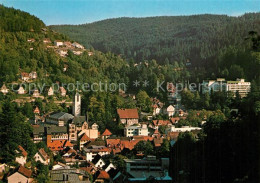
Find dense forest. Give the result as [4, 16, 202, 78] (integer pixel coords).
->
[50, 14, 260, 67]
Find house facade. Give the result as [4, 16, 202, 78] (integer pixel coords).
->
[117, 109, 139, 126]
[124, 124, 148, 137]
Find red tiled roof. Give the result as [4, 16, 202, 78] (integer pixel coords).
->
[153, 120, 171, 126]
[106, 139, 121, 147]
[170, 117, 187, 124]
[21, 72, 29, 77]
[18, 166, 32, 178]
[154, 129, 160, 134]
[47, 140, 65, 151]
[152, 104, 158, 108]
[64, 140, 73, 147]
[112, 148, 121, 154]
[18, 145, 28, 157]
[97, 170, 110, 180]
[117, 109, 139, 119]
[102, 129, 112, 136]
[80, 134, 91, 141]
[167, 132, 180, 140]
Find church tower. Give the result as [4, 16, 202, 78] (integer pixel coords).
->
[73, 92, 81, 116]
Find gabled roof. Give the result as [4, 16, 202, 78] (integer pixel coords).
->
[38, 148, 49, 160]
[154, 129, 160, 134]
[102, 129, 112, 136]
[64, 140, 73, 147]
[96, 170, 110, 180]
[80, 134, 91, 141]
[153, 120, 172, 126]
[49, 112, 74, 120]
[1, 84, 7, 90]
[92, 154, 102, 165]
[167, 105, 175, 111]
[46, 126, 67, 134]
[59, 86, 66, 93]
[18, 166, 32, 178]
[18, 145, 28, 157]
[117, 109, 139, 119]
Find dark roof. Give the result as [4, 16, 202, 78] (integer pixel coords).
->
[85, 140, 106, 148]
[92, 154, 102, 165]
[50, 168, 90, 182]
[107, 168, 121, 179]
[72, 116, 86, 125]
[49, 112, 74, 121]
[46, 126, 67, 134]
[33, 126, 45, 135]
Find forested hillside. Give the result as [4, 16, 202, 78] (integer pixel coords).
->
[50, 13, 260, 66]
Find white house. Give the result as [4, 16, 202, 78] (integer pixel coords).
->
[34, 148, 50, 165]
[17, 86, 25, 95]
[152, 104, 161, 116]
[0, 163, 7, 173]
[85, 145, 110, 161]
[48, 87, 54, 96]
[54, 40, 63, 47]
[92, 154, 106, 169]
[166, 125, 201, 133]
[15, 146, 27, 166]
[59, 87, 66, 97]
[166, 105, 175, 117]
[7, 166, 32, 183]
[103, 162, 115, 172]
[0, 84, 9, 94]
[52, 162, 68, 170]
[29, 71, 37, 79]
[72, 42, 84, 49]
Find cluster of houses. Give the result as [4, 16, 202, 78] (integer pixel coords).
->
[15, 92, 199, 182]
[27, 36, 92, 57]
[1, 90, 203, 182]
[1, 82, 67, 97]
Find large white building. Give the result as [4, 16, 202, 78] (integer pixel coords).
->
[124, 124, 148, 137]
[166, 125, 201, 133]
[226, 79, 251, 97]
[202, 78, 250, 97]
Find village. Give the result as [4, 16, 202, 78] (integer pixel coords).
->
[0, 67, 252, 183]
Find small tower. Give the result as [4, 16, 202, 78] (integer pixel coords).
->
[73, 92, 81, 117]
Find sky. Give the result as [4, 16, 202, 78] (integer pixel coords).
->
[0, 0, 259, 25]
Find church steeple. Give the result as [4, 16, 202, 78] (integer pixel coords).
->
[73, 92, 81, 116]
